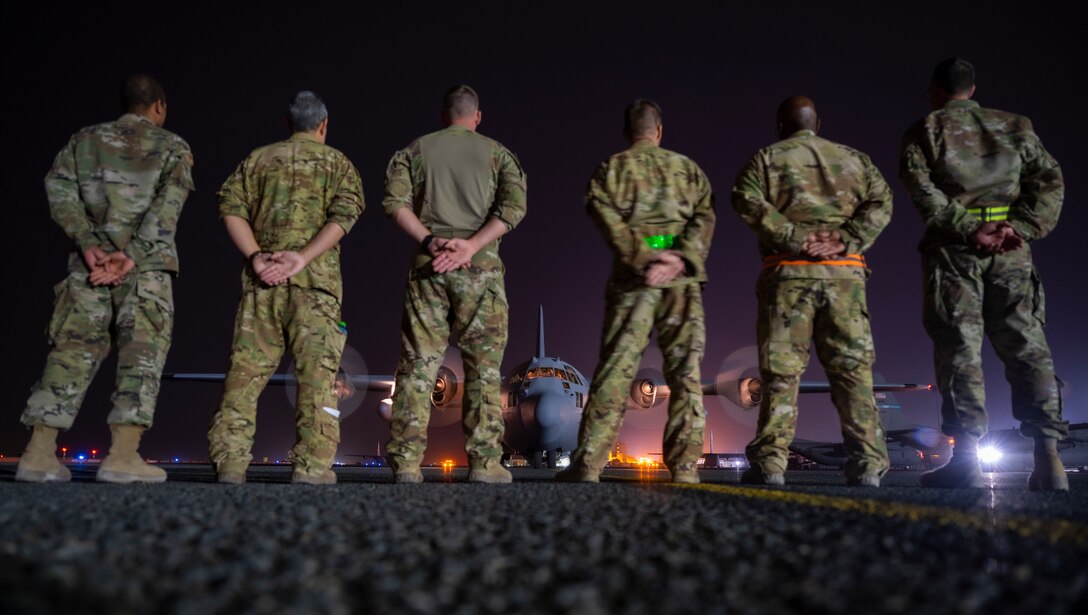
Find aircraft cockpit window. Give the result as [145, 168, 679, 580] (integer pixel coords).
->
[567, 371, 581, 385]
[526, 368, 539, 380]
[540, 367, 555, 378]
[556, 370, 568, 382]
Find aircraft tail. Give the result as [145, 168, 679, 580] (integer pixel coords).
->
[537, 305, 546, 358]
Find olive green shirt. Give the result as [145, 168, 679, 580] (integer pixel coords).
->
[218, 132, 365, 302]
[382, 125, 527, 271]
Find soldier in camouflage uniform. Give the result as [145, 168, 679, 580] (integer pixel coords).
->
[208, 91, 364, 485]
[900, 58, 1068, 490]
[733, 96, 892, 487]
[17, 74, 193, 484]
[557, 99, 715, 484]
[383, 85, 527, 484]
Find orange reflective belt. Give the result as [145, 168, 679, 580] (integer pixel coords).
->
[762, 253, 867, 269]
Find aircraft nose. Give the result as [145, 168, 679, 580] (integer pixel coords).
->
[519, 392, 565, 430]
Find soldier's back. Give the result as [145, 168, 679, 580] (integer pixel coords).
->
[598, 143, 707, 228]
[757, 132, 875, 225]
[905, 101, 1034, 208]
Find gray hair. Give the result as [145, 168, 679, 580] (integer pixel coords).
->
[288, 91, 328, 132]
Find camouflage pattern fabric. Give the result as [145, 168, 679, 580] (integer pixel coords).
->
[382, 125, 527, 272]
[22, 271, 174, 429]
[901, 99, 1067, 440]
[922, 243, 1065, 440]
[22, 113, 192, 431]
[585, 141, 714, 288]
[900, 100, 1063, 250]
[570, 283, 707, 475]
[568, 141, 714, 476]
[385, 268, 509, 470]
[733, 129, 892, 280]
[218, 132, 365, 302]
[211, 131, 363, 478]
[733, 129, 892, 478]
[747, 279, 888, 478]
[208, 286, 346, 475]
[382, 126, 526, 472]
[47, 113, 194, 273]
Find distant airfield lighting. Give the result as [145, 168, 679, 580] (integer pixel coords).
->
[91, 449, 98, 459]
[978, 445, 1003, 464]
[442, 459, 454, 473]
[77, 455, 85, 461]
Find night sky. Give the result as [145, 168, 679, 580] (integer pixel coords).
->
[4, 2, 1085, 464]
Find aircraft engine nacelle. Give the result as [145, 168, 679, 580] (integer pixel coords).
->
[630, 379, 659, 410]
[718, 377, 763, 409]
[431, 365, 459, 408]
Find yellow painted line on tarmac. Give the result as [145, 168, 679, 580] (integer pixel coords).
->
[668, 482, 1088, 547]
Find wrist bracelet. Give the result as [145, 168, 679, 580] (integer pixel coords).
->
[421, 235, 436, 250]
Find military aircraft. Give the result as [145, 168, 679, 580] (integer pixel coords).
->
[976, 423, 1088, 472]
[788, 383, 1088, 472]
[164, 307, 929, 470]
[788, 385, 945, 469]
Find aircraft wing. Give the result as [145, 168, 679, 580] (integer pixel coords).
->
[162, 373, 396, 391]
[799, 382, 932, 394]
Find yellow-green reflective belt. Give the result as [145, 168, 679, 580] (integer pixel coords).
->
[966, 206, 1010, 222]
[644, 234, 676, 250]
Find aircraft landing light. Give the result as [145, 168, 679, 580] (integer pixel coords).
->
[978, 446, 1003, 464]
[669, 483, 1088, 547]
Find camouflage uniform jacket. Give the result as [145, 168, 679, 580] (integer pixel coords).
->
[218, 132, 365, 302]
[46, 113, 194, 274]
[899, 99, 1063, 251]
[732, 130, 892, 280]
[382, 125, 527, 271]
[586, 141, 715, 288]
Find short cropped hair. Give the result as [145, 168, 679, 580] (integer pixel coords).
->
[444, 85, 479, 119]
[931, 58, 975, 95]
[121, 74, 166, 112]
[624, 99, 663, 138]
[288, 91, 328, 133]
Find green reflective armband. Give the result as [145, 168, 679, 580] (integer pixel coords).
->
[644, 234, 676, 250]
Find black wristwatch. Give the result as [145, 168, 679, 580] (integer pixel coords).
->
[421, 235, 436, 251]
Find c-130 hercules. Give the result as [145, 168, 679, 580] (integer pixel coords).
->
[165, 306, 928, 469]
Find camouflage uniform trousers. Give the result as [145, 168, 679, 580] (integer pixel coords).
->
[208, 285, 346, 476]
[386, 267, 509, 472]
[22, 269, 173, 430]
[747, 277, 889, 479]
[570, 282, 706, 475]
[922, 244, 1066, 440]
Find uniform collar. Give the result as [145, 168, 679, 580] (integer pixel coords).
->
[119, 113, 154, 125]
[787, 129, 816, 138]
[944, 99, 979, 110]
[630, 139, 658, 150]
[289, 131, 321, 143]
[444, 124, 472, 133]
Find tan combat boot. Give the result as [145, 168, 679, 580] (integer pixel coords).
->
[1027, 437, 1069, 492]
[394, 470, 424, 484]
[468, 457, 512, 484]
[217, 461, 248, 485]
[671, 469, 700, 484]
[740, 466, 785, 486]
[554, 462, 600, 483]
[919, 435, 984, 488]
[96, 424, 167, 483]
[15, 424, 71, 483]
[293, 469, 337, 485]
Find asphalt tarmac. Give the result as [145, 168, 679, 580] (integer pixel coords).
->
[1, 465, 1085, 614]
